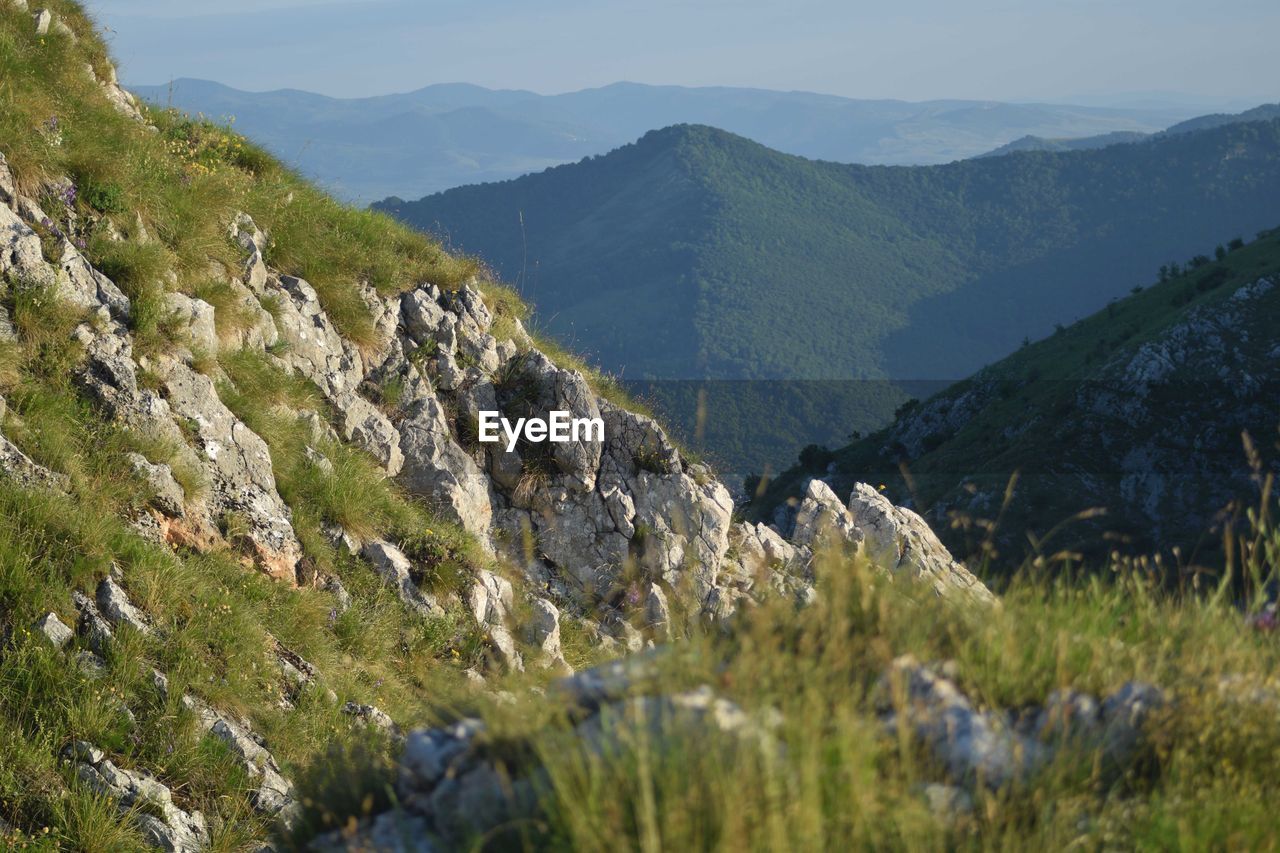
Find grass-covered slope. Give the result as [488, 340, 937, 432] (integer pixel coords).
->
[0, 3, 563, 847]
[377, 120, 1280, 477]
[758, 228, 1280, 573]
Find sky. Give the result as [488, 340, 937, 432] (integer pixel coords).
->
[86, 0, 1277, 106]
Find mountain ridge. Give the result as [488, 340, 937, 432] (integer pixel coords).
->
[378, 118, 1280, 477]
[130, 77, 1199, 201]
[756, 228, 1280, 568]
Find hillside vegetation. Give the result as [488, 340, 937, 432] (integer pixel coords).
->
[758, 228, 1280, 573]
[0, 3, 517, 846]
[978, 101, 1280, 157]
[378, 120, 1280, 477]
[130, 78, 1192, 203]
[6, 5, 1280, 852]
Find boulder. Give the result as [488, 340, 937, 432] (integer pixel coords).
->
[32, 612, 73, 648]
[96, 577, 151, 636]
[157, 358, 303, 583]
[361, 540, 439, 618]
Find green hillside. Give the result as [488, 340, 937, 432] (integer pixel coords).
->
[378, 121, 1280, 477]
[757, 228, 1280, 572]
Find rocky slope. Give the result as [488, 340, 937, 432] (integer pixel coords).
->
[758, 229, 1280, 570]
[0, 4, 992, 847]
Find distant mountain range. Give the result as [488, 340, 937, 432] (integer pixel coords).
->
[757, 228, 1280, 571]
[130, 78, 1201, 202]
[377, 117, 1280, 479]
[980, 103, 1280, 157]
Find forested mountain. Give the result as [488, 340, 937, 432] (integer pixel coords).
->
[130, 78, 1193, 202]
[378, 119, 1280, 477]
[979, 102, 1279, 157]
[757, 229, 1280, 571]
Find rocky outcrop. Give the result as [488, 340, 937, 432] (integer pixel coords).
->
[879, 656, 1166, 790]
[3, 124, 992, 678]
[181, 694, 301, 827]
[312, 658, 776, 851]
[64, 741, 209, 852]
[770, 478, 994, 605]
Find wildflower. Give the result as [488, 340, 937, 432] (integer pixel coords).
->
[1248, 603, 1278, 633]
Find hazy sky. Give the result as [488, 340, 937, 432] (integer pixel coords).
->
[87, 0, 1277, 105]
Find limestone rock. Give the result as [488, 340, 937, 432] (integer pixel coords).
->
[72, 589, 114, 656]
[333, 390, 404, 475]
[0, 201, 53, 286]
[790, 479, 861, 550]
[127, 452, 186, 517]
[341, 702, 402, 739]
[525, 596, 570, 673]
[32, 612, 73, 648]
[0, 428, 70, 491]
[270, 274, 364, 398]
[162, 292, 218, 357]
[879, 656, 1045, 789]
[182, 695, 300, 828]
[467, 569, 523, 672]
[397, 392, 493, 538]
[362, 540, 439, 618]
[847, 483, 994, 604]
[96, 577, 151, 636]
[158, 358, 303, 583]
[67, 743, 209, 852]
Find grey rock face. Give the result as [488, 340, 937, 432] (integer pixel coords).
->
[880, 656, 1044, 789]
[789, 479, 862, 550]
[32, 612, 73, 648]
[880, 656, 1166, 792]
[67, 743, 209, 852]
[162, 292, 218, 357]
[72, 589, 114, 656]
[0, 202, 53, 286]
[333, 390, 404, 475]
[356, 659, 773, 847]
[181, 695, 300, 828]
[127, 452, 186, 517]
[341, 702, 402, 739]
[55, 240, 131, 321]
[158, 358, 303, 583]
[467, 569, 523, 672]
[362, 539, 439, 617]
[270, 274, 365, 398]
[96, 577, 152, 636]
[847, 483, 994, 604]
[525, 597, 570, 673]
[397, 391, 493, 538]
[0, 428, 70, 491]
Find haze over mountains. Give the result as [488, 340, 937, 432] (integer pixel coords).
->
[131, 78, 1201, 202]
[379, 117, 1280, 477]
[980, 102, 1280, 158]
